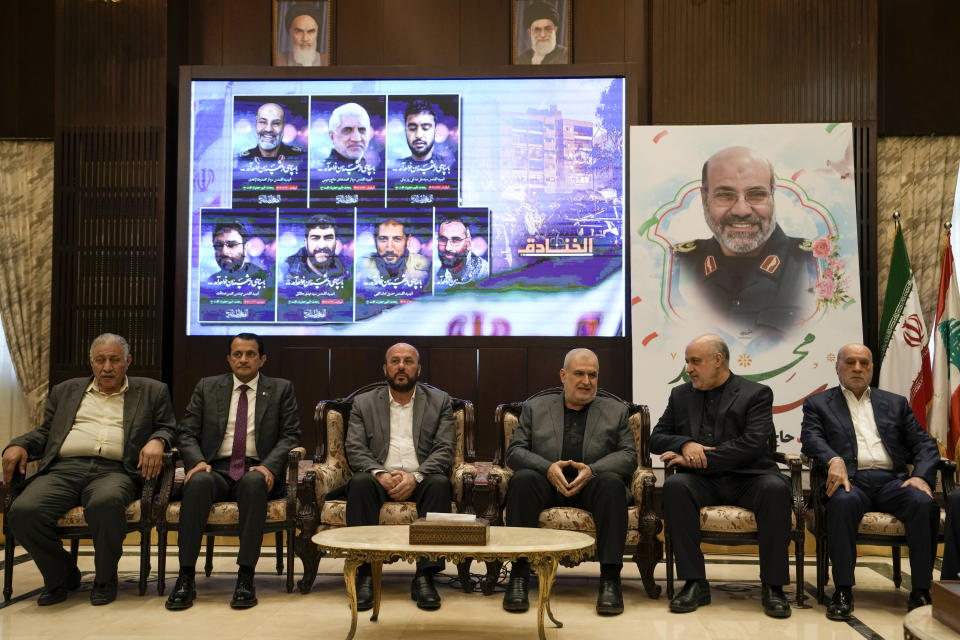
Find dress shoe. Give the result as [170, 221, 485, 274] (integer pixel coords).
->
[410, 573, 441, 611]
[669, 579, 710, 613]
[502, 575, 530, 612]
[164, 573, 197, 611]
[37, 567, 81, 606]
[596, 578, 624, 615]
[826, 586, 854, 620]
[761, 583, 791, 618]
[355, 573, 374, 612]
[90, 574, 118, 606]
[230, 573, 258, 609]
[907, 588, 932, 611]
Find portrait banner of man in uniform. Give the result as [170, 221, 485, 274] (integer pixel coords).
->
[198, 209, 277, 324]
[630, 123, 863, 453]
[310, 95, 386, 208]
[386, 95, 461, 208]
[276, 208, 354, 323]
[232, 97, 309, 208]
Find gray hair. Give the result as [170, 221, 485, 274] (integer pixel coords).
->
[563, 348, 598, 370]
[89, 333, 130, 360]
[329, 102, 370, 134]
[704, 335, 730, 363]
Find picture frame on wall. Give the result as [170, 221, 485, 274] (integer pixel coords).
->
[273, 1, 333, 67]
[512, 0, 571, 65]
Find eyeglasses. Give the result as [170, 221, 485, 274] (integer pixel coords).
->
[213, 241, 242, 250]
[708, 188, 772, 207]
[530, 25, 555, 35]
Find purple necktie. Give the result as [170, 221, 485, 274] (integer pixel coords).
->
[229, 384, 250, 481]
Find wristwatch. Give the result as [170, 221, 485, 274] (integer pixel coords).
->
[412, 471, 424, 484]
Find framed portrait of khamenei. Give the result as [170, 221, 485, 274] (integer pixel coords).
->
[512, 0, 572, 65]
[273, 1, 332, 67]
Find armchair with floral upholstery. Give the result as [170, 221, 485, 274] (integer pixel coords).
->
[296, 381, 477, 594]
[487, 387, 662, 598]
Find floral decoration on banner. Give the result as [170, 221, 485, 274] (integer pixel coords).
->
[810, 236, 852, 309]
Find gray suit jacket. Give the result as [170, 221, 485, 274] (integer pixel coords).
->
[505, 392, 637, 483]
[176, 373, 301, 479]
[344, 383, 455, 476]
[7, 376, 177, 482]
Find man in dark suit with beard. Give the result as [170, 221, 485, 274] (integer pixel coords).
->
[343, 342, 455, 612]
[651, 334, 792, 618]
[801, 343, 940, 619]
[165, 333, 300, 611]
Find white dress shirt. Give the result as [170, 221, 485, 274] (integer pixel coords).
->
[841, 386, 894, 470]
[59, 377, 129, 461]
[380, 388, 420, 473]
[216, 374, 260, 460]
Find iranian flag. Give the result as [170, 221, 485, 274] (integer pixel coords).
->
[928, 228, 960, 458]
[878, 221, 933, 429]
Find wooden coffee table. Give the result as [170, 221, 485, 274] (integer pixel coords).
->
[313, 525, 595, 640]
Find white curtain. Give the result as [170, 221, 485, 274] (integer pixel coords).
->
[0, 318, 29, 446]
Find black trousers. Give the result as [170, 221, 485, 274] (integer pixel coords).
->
[943, 489, 960, 580]
[7, 457, 137, 587]
[177, 458, 275, 570]
[663, 470, 792, 585]
[345, 471, 451, 572]
[825, 469, 939, 588]
[504, 468, 629, 566]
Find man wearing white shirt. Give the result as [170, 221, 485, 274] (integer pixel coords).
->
[343, 342, 455, 611]
[801, 343, 940, 620]
[166, 333, 300, 611]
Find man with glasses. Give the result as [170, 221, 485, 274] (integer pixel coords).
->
[673, 146, 818, 343]
[208, 221, 271, 287]
[516, 2, 568, 65]
[435, 217, 488, 289]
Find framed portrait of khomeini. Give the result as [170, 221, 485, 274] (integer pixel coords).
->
[512, 0, 571, 65]
[273, 0, 333, 67]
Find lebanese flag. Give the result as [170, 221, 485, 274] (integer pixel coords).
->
[878, 221, 933, 428]
[928, 228, 960, 458]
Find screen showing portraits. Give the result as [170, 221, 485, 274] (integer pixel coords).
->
[185, 76, 625, 336]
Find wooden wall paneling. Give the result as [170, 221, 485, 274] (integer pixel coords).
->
[329, 346, 388, 397]
[477, 348, 527, 460]
[4, 0, 55, 138]
[336, 0, 385, 65]
[459, 0, 511, 65]
[624, 0, 648, 65]
[383, 0, 460, 65]
[853, 124, 878, 355]
[573, 0, 625, 63]
[277, 347, 331, 454]
[219, 0, 271, 65]
[425, 348, 477, 408]
[52, 0, 168, 384]
[170, 339, 231, 419]
[186, 0, 223, 65]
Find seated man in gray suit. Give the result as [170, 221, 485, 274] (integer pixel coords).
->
[165, 333, 300, 611]
[503, 348, 636, 616]
[651, 334, 792, 618]
[2, 333, 176, 606]
[344, 342, 455, 611]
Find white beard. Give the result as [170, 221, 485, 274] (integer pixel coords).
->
[531, 33, 557, 60]
[291, 46, 317, 66]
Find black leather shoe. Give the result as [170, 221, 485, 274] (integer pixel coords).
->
[37, 567, 81, 606]
[669, 579, 710, 613]
[410, 573, 441, 611]
[230, 573, 258, 609]
[907, 588, 932, 611]
[165, 573, 197, 611]
[502, 575, 530, 612]
[596, 578, 624, 615]
[355, 573, 374, 612]
[90, 574, 118, 606]
[826, 586, 854, 620]
[761, 583, 791, 618]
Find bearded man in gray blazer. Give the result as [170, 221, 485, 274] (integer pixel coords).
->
[502, 348, 636, 616]
[2, 333, 176, 606]
[344, 342, 455, 612]
[165, 333, 300, 611]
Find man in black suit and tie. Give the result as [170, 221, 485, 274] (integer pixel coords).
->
[651, 334, 792, 618]
[801, 343, 940, 619]
[2, 333, 176, 606]
[165, 333, 300, 611]
[343, 342, 455, 611]
[502, 348, 636, 616]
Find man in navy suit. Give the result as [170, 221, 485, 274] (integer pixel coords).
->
[165, 333, 300, 611]
[343, 342, 455, 611]
[801, 343, 940, 619]
[651, 334, 793, 618]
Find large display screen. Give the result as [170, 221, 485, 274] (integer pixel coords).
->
[185, 76, 625, 336]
